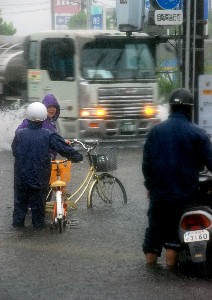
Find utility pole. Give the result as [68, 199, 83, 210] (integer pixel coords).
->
[194, 0, 205, 123]
[51, 0, 55, 30]
[81, 0, 86, 12]
[86, 0, 92, 29]
[183, 0, 191, 90]
[182, 0, 205, 123]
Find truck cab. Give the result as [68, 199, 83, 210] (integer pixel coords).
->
[26, 30, 160, 142]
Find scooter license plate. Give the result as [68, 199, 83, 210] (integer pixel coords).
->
[184, 229, 209, 243]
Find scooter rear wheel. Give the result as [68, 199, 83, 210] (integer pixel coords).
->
[179, 259, 210, 278]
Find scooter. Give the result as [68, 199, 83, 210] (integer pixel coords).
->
[178, 171, 212, 277]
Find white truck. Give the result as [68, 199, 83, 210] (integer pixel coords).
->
[24, 29, 160, 141]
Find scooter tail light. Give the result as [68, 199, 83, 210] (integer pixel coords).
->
[181, 214, 211, 231]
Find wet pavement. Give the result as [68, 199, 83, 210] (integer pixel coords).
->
[0, 149, 212, 300]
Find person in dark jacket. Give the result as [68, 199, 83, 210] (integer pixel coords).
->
[12, 102, 83, 229]
[16, 94, 69, 159]
[142, 88, 212, 267]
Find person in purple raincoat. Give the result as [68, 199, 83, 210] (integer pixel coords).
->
[16, 94, 69, 159]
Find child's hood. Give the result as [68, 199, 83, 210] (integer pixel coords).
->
[42, 94, 60, 121]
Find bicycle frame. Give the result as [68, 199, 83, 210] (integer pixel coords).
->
[66, 160, 123, 208]
[65, 139, 127, 209]
[46, 139, 127, 227]
[66, 164, 96, 204]
[47, 159, 97, 219]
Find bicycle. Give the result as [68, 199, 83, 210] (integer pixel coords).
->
[46, 159, 71, 233]
[45, 139, 127, 232]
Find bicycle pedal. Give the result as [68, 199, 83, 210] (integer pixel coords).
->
[68, 219, 79, 227]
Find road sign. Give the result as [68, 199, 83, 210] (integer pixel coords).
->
[199, 75, 212, 141]
[155, 9, 183, 25]
[156, 0, 181, 10]
[91, 15, 103, 30]
[56, 16, 70, 26]
[91, 6, 103, 30]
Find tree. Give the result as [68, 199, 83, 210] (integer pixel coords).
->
[208, 10, 212, 38]
[106, 9, 117, 30]
[67, 12, 87, 30]
[0, 13, 16, 35]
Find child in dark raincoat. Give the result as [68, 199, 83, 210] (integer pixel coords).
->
[12, 102, 83, 229]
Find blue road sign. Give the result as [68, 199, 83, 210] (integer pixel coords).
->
[156, 0, 181, 10]
[91, 5, 103, 30]
[91, 14, 102, 30]
[204, 0, 209, 19]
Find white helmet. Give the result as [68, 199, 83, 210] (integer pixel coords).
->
[26, 102, 47, 121]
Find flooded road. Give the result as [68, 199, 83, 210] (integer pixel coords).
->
[0, 148, 212, 300]
[0, 105, 211, 299]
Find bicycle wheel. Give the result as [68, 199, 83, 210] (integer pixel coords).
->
[87, 173, 127, 208]
[58, 218, 63, 233]
[56, 191, 65, 233]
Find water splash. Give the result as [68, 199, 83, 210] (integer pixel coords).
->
[157, 104, 169, 121]
[0, 105, 27, 151]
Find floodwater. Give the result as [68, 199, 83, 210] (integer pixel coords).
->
[1, 104, 212, 300]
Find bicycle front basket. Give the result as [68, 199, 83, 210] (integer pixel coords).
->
[90, 147, 117, 172]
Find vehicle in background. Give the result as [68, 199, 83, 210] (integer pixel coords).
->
[0, 36, 27, 105]
[25, 30, 160, 142]
[0, 30, 160, 142]
[0, 0, 160, 142]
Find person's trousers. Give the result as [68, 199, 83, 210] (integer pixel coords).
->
[13, 187, 49, 228]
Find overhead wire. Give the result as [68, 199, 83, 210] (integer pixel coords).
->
[1, 2, 50, 15]
[96, 0, 115, 8]
[3, 9, 51, 15]
[1, 0, 115, 16]
[1, 1, 50, 14]
[0, 1, 49, 6]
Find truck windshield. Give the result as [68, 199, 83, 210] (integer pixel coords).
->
[81, 38, 156, 80]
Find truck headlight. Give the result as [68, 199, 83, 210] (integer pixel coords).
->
[80, 107, 106, 118]
[144, 106, 158, 116]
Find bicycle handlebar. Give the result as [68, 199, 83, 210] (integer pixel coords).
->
[70, 139, 98, 153]
[51, 159, 69, 164]
[50, 140, 98, 164]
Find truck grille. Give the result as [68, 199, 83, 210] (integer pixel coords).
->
[98, 87, 155, 119]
